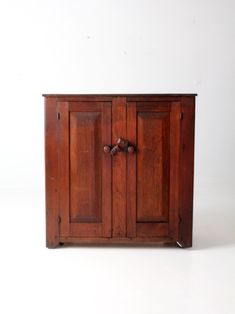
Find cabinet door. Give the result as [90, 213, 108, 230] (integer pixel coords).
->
[58, 101, 112, 238]
[127, 102, 181, 240]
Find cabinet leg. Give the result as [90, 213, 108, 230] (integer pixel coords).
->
[46, 239, 60, 249]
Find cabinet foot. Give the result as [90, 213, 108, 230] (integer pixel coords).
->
[46, 240, 60, 249]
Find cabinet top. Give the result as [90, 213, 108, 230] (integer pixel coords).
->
[43, 93, 197, 97]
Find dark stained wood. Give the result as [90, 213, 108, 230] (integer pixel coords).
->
[57, 102, 70, 238]
[126, 102, 137, 237]
[69, 102, 101, 112]
[101, 103, 112, 237]
[127, 102, 181, 241]
[69, 111, 102, 223]
[112, 97, 127, 237]
[45, 97, 60, 248]
[136, 102, 171, 111]
[59, 236, 176, 245]
[43, 95, 197, 104]
[58, 101, 112, 239]
[169, 102, 181, 240]
[136, 223, 168, 238]
[43, 94, 197, 97]
[178, 97, 195, 248]
[137, 110, 170, 223]
[44, 94, 196, 248]
[126, 102, 172, 238]
[70, 223, 102, 238]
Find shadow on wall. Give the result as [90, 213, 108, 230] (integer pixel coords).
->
[192, 203, 235, 250]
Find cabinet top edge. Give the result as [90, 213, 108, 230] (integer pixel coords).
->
[42, 93, 197, 97]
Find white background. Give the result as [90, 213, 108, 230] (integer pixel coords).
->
[0, 0, 235, 313]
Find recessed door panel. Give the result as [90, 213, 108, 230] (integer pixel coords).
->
[137, 112, 170, 222]
[59, 102, 112, 238]
[127, 102, 181, 238]
[70, 112, 102, 223]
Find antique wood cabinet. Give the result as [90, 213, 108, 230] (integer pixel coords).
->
[44, 94, 196, 248]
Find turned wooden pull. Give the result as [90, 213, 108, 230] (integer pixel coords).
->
[110, 138, 128, 156]
[103, 145, 111, 153]
[110, 138, 135, 156]
[127, 145, 135, 153]
[117, 138, 129, 149]
[110, 145, 120, 156]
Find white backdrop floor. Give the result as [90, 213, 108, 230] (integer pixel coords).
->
[0, 187, 234, 314]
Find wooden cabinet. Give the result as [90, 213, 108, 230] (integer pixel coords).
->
[44, 94, 196, 248]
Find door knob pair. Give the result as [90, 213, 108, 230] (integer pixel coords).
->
[104, 138, 135, 156]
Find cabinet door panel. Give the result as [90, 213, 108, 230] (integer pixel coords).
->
[70, 111, 102, 223]
[127, 102, 181, 239]
[59, 102, 112, 238]
[136, 223, 169, 237]
[137, 111, 169, 222]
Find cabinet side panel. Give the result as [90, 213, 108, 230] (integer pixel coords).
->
[178, 97, 195, 247]
[45, 97, 60, 248]
[57, 102, 70, 238]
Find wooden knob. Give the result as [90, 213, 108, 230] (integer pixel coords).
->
[103, 145, 111, 153]
[110, 145, 120, 156]
[117, 137, 128, 149]
[127, 146, 135, 153]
